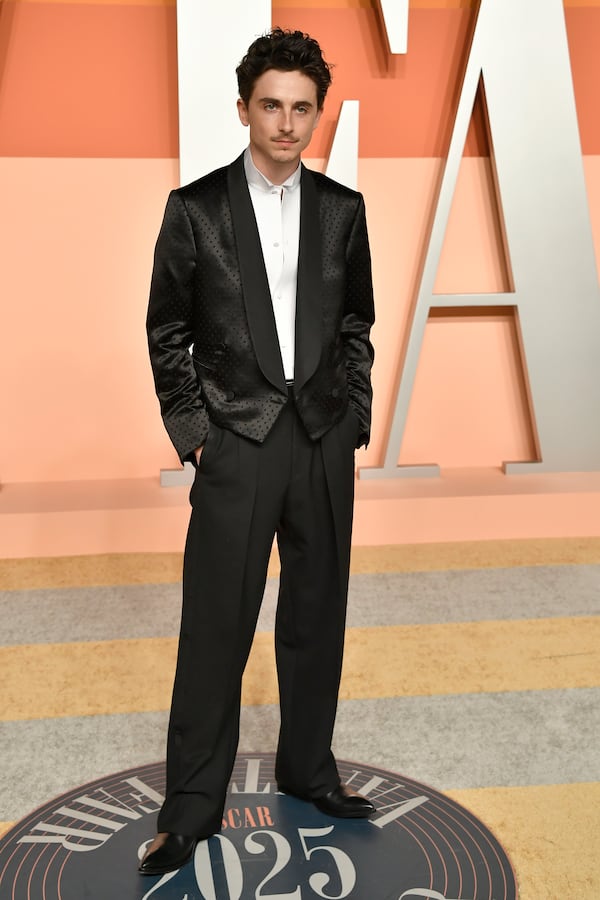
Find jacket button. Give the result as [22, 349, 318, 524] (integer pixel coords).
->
[331, 388, 339, 398]
[225, 390, 235, 401]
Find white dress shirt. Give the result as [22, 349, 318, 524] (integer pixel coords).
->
[244, 147, 301, 382]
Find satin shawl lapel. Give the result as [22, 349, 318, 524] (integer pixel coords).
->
[294, 165, 323, 392]
[227, 155, 287, 393]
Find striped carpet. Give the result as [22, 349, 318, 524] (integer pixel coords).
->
[1, 538, 599, 898]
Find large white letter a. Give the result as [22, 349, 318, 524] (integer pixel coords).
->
[362, 0, 600, 478]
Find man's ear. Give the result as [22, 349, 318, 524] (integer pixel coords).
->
[313, 107, 323, 132]
[237, 98, 249, 126]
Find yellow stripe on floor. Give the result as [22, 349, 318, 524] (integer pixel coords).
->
[2, 616, 598, 720]
[341, 616, 600, 699]
[0, 553, 185, 591]
[350, 537, 600, 573]
[446, 782, 600, 900]
[2, 537, 600, 589]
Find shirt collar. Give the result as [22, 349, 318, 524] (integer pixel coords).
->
[244, 146, 302, 193]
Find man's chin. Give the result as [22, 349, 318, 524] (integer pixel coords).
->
[270, 149, 301, 164]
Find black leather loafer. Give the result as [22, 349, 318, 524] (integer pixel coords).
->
[313, 784, 375, 818]
[139, 833, 197, 875]
[279, 783, 375, 818]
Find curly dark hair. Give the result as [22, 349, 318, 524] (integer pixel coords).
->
[236, 28, 332, 110]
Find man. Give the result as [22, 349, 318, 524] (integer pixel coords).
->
[140, 28, 375, 876]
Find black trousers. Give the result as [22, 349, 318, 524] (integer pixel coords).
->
[157, 395, 358, 837]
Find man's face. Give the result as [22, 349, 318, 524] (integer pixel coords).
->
[237, 68, 322, 184]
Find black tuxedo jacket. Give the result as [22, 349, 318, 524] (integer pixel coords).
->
[147, 153, 375, 464]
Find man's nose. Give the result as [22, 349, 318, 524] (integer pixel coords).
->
[278, 109, 293, 132]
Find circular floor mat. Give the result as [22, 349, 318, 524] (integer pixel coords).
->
[0, 754, 517, 899]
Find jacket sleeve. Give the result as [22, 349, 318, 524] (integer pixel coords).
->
[342, 195, 375, 448]
[146, 190, 210, 464]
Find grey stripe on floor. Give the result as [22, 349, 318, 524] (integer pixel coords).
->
[2, 687, 598, 821]
[2, 565, 599, 645]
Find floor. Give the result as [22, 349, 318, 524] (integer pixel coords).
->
[1, 538, 599, 898]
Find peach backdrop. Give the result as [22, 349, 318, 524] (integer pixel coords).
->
[1, 0, 599, 554]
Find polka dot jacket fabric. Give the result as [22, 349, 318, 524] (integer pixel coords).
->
[146, 153, 375, 464]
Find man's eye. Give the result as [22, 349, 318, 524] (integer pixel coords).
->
[265, 103, 277, 110]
